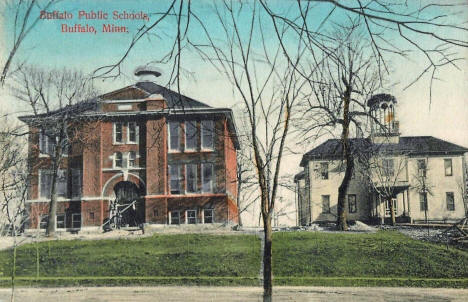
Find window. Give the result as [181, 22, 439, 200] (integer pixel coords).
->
[385, 198, 397, 215]
[39, 131, 56, 155]
[320, 162, 328, 180]
[169, 121, 181, 151]
[71, 213, 81, 229]
[185, 121, 198, 150]
[446, 192, 455, 211]
[186, 164, 198, 193]
[39, 215, 48, 229]
[39, 170, 67, 199]
[114, 152, 123, 168]
[114, 122, 123, 143]
[170, 211, 180, 224]
[56, 214, 66, 229]
[202, 163, 214, 193]
[204, 209, 214, 223]
[186, 210, 197, 224]
[348, 194, 357, 213]
[89, 212, 94, 220]
[444, 159, 453, 176]
[417, 159, 427, 177]
[71, 169, 82, 198]
[169, 165, 182, 194]
[321, 195, 330, 213]
[153, 208, 158, 217]
[419, 193, 428, 211]
[127, 122, 138, 143]
[128, 151, 136, 167]
[201, 120, 214, 150]
[382, 159, 394, 177]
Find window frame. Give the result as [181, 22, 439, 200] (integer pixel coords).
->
[186, 210, 197, 224]
[185, 121, 198, 151]
[71, 213, 81, 229]
[320, 162, 329, 180]
[114, 152, 123, 168]
[185, 164, 198, 194]
[39, 169, 68, 199]
[56, 213, 66, 229]
[348, 194, 357, 213]
[128, 151, 137, 168]
[71, 169, 82, 198]
[170, 211, 180, 225]
[201, 120, 214, 151]
[113, 122, 124, 144]
[201, 163, 214, 193]
[446, 192, 455, 211]
[321, 195, 330, 214]
[169, 164, 182, 194]
[203, 209, 214, 223]
[127, 122, 139, 144]
[168, 121, 181, 152]
[419, 192, 428, 211]
[382, 158, 394, 177]
[444, 159, 453, 176]
[417, 159, 427, 177]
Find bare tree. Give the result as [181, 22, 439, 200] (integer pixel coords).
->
[10, 65, 98, 237]
[0, 0, 58, 85]
[296, 25, 384, 230]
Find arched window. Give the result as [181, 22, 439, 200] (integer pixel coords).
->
[114, 152, 123, 168]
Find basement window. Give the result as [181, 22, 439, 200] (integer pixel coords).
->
[203, 209, 214, 223]
[170, 211, 180, 225]
[56, 214, 66, 229]
[72, 213, 81, 229]
[186, 210, 197, 224]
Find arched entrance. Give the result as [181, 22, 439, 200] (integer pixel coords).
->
[112, 181, 145, 227]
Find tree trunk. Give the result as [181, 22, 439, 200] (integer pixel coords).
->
[263, 212, 273, 302]
[389, 197, 396, 226]
[46, 142, 63, 237]
[336, 88, 353, 231]
[236, 176, 243, 227]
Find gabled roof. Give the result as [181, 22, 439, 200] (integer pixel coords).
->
[300, 136, 468, 166]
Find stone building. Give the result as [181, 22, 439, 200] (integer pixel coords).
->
[295, 94, 468, 225]
[20, 74, 239, 231]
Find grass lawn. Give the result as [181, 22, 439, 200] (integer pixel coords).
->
[0, 231, 466, 287]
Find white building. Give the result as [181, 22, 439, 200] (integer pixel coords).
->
[295, 94, 468, 225]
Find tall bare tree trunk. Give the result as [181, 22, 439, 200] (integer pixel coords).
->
[263, 210, 273, 302]
[337, 84, 353, 231]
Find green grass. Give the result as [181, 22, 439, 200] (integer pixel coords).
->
[0, 231, 467, 287]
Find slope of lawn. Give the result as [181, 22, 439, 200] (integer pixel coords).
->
[272, 231, 468, 287]
[0, 230, 467, 287]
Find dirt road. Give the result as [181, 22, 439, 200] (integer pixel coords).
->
[0, 286, 466, 302]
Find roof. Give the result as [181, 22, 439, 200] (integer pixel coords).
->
[294, 171, 305, 182]
[300, 136, 468, 166]
[134, 81, 212, 109]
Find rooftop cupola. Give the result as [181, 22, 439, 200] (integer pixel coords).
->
[367, 93, 400, 144]
[134, 65, 162, 82]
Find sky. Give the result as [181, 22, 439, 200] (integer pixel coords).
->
[0, 0, 467, 226]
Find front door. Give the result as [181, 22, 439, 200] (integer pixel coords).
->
[113, 181, 144, 227]
[385, 198, 397, 217]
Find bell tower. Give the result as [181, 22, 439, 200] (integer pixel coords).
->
[367, 94, 400, 144]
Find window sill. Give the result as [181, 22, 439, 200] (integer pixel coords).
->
[200, 149, 214, 153]
[168, 150, 182, 154]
